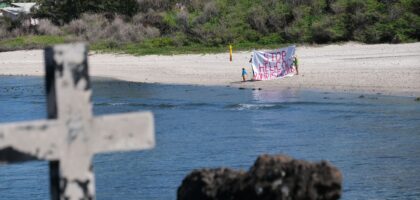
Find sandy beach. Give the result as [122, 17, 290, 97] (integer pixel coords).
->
[1, 42, 419, 97]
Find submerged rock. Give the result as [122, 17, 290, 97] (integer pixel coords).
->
[177, 168, 245, 200]
[178, 154, 342, 200]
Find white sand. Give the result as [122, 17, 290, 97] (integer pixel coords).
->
[1, 42, 419, 96]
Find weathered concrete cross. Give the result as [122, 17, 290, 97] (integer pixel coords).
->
[0, 43, 155, 199]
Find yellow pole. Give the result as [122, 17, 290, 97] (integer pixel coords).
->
[229, 45, 233, 62]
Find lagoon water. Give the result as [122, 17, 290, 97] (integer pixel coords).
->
[0, 76, 419, 200]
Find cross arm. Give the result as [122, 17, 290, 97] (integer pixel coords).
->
[0, 120, 62, 164]
[92, 112, 155, 154]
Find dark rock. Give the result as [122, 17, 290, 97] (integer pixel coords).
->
[178, 168, 245, 200]
[178, 154, 342, 200]
[415, 97, 420, 102]
[239, 87, 246, 90]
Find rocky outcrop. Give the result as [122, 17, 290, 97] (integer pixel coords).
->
[178, 154, 342, 200]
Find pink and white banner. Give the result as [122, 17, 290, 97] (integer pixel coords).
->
[252, 46, 296, 81]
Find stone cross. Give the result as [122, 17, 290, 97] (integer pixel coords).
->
[0, 43, 155, 200]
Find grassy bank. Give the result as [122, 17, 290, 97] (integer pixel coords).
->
[91, 39, 296, 55]
[0, 35, 67, 51]
[0, 35, 294, 55]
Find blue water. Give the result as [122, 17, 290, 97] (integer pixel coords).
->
[0, 76, 419, 200]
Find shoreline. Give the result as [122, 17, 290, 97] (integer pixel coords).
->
[0, 42, 419, 97]
[2, 74, 418, 99]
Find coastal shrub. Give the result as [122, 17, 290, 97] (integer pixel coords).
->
[353, 25, 382, 43]
[259, 33, 284, 45]
[240, 29, 261, 42]
[190, 20, 233, 46]
[171, 32, 189, 46]
[0, 19, 9, 39]
[64, 14, 108, 42]
[247, 5, 268, 34]
[310, 15, 347, 43]
[137, 0, 172, 12]
[0, 29, 8, 40]
[145, 37, 174, 47]
[102, 17, 136, 43]
[195, 1, 219, 24]
[0, 15, 37, 39]
[35, 0, 139, 24]
[36, 19, 63, 35]
[331, 0, 383, 40]
[176, 9, 189, 31]
[265, 4, 293, 32]
[62, 13, 161, 44]
[143, 26, 161, 39]
[9, 20, 34, 38]
[203, 1, 219, 18]
[102, 16, 160, 43]
[387, 10, 420, 42]
[137, 9, 171, 33]
[65, 19, 88, 36]
[182, 0, 208, 11]
[400, 0, 420, 15]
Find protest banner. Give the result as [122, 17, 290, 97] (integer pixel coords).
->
[252, 46, 296, 81]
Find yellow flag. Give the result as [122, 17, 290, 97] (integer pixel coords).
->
[229, 45, 233, 62]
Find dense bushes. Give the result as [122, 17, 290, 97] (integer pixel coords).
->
[34, 0, 140, 24]
[1, 0, 419, 51]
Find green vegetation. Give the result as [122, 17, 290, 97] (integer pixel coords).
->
[91, 39, 293, 56]
[0, 0, 419, 55]
[34, 0, 139, 25]
[0, 35, 66, 51]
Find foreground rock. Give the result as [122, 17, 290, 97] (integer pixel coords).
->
[178, 154, 342, 200]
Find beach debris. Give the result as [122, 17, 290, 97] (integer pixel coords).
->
[178, 154, 342, 200]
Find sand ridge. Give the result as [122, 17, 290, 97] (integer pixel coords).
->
[0, 42, 419, 97]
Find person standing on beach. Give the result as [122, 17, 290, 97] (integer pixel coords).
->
[293, 55, 299, 75]
[249, 54, 255, 78]
[242, 68, 248, 82]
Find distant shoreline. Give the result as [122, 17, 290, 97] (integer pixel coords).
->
[1, 42, 419, 97]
